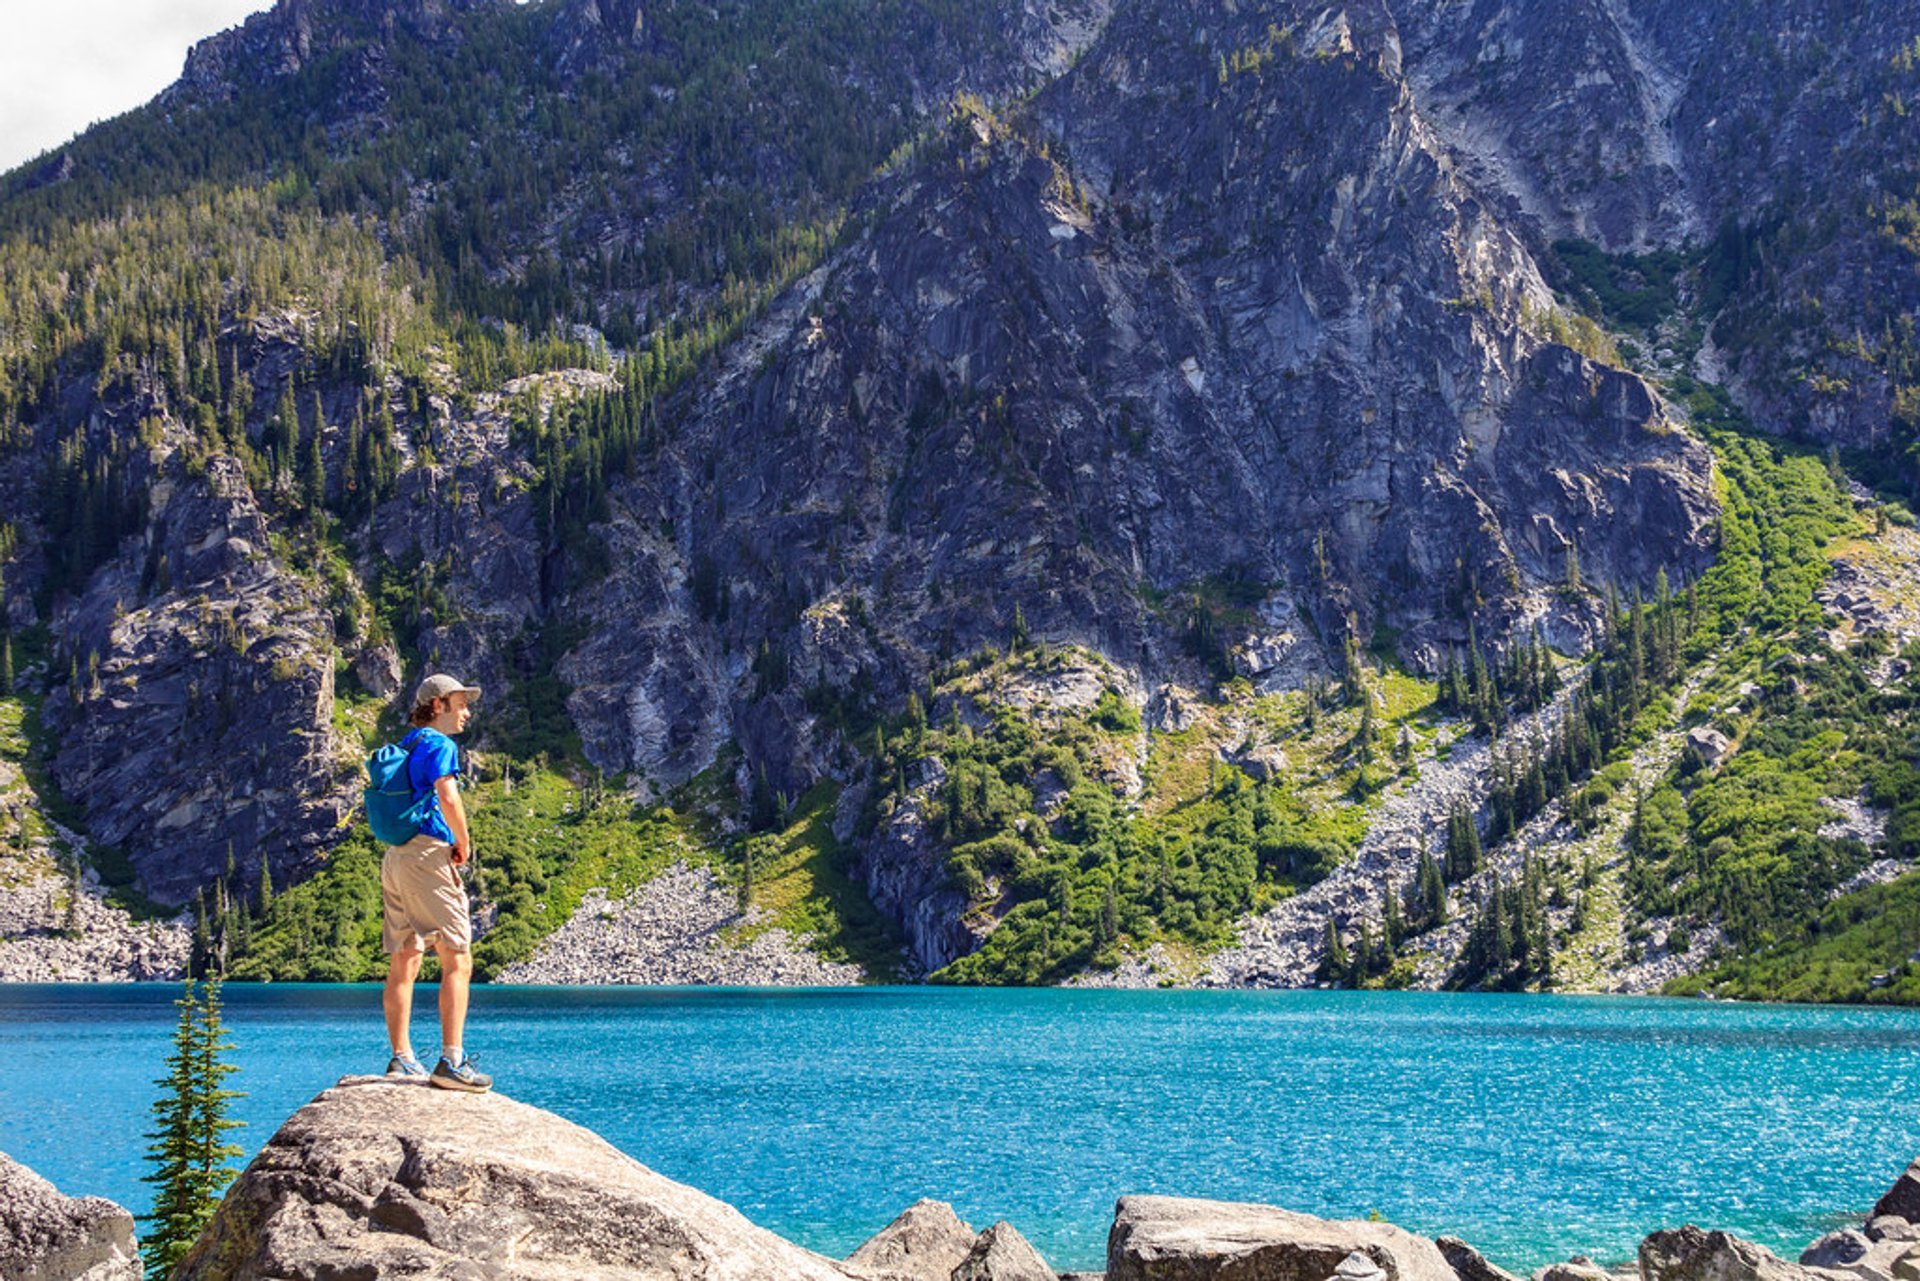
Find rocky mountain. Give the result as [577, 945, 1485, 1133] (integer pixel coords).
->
[0, 0, 1915, 995]
[594, 0, 1718, 794]
[1397, 0, 1920, 466]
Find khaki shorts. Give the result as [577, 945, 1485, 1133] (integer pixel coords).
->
[381, 834, 472, 954]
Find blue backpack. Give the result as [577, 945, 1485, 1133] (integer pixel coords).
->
[365, 729, 433, 846]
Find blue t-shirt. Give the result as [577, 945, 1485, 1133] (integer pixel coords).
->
[402, 728, 461, 844]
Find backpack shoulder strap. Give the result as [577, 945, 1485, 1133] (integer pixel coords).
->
[400, 727, 454, 775]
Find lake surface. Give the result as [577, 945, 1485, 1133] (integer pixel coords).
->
[2, 985, 1917, 1273]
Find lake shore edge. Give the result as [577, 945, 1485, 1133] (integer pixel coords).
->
[7, 1077, 1920, 1281]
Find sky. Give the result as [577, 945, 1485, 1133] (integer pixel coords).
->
[0, 0, 274, 175]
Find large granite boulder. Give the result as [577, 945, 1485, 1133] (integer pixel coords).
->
[174, 1075, 857, 1280]
[1641, 1227, 1827, 1281]
[952, 1221, 1057, 1281]
[1105, 1196, 1459, 1281]
[845, 1199, 979, 1281]
[1876, 1159, 1920, 1225]
[0, 1153, 140, 1281]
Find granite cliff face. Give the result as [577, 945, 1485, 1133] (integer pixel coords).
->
[573, 0, 1716, 783]
[37, 447, 351, 905]
[1395, 0, 1705, 251]
[1396, 0, 1920, 460]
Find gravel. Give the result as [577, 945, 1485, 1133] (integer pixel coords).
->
[0, 846, 189, 983]
[495, 862, 865, 985]
[1065, 942, 1186, 988]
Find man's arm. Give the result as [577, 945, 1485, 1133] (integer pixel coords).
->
[436, 776, 472, 864]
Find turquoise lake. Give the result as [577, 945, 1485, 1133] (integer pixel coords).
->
[2, 985, 1917, 1273]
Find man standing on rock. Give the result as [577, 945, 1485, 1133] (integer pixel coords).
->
[381, 673, 493, 1093]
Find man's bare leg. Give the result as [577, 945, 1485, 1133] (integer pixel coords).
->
[435, 942, 471, 1056]
[385, 947, 424, 1056]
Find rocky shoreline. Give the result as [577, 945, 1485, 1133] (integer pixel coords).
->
[0, 846, 189, 984]
[495, 861, 865, 986]
[5, 1080, 1918, 1281]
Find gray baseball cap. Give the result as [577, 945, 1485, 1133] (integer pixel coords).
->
[412, 673, 482, 707]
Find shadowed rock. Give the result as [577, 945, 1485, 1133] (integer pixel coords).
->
[845, 1199, 979, 1281]
[1876, 1158, 1920, 1225]
[174, 1076, 857, 1280]
[953, 1220, 1057, 1280]
[1803, 1234, 1872, 1269]
[0, 1152, 140, 1281]
[1438, 1235, 1523, 1281]
[1867, 1220, 1920, 1244]
[1105, 1196, 1459, 1281]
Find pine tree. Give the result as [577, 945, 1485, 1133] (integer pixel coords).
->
[344, 405, 365, 509]
[271, 382, 298, 487]
[1382, 878, 1403, 950]
[1342, 627, 1365, 704]
[1321, 919, 1349, 983]
[302, 389, 327, 515]
[1444, 802, 1483, 882]
[256, 858, 273, 918]
[63, 853, 84, 937]
[142, 980, 245, 1278]
[1467, 627, 1494, 731]
[191, 890, 211, 978]
[1489, 884, 1512, 977]
[1, 629, 13, 692]
[1417, 850, 1448, 927]
[1461, 891, 1489, 981]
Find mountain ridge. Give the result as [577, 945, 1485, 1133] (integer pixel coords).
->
[0, 0, 1915, 999]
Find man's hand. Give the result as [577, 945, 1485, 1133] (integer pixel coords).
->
[450, 840, 471, 866]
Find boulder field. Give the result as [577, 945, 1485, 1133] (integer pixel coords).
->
[4, 1082, 1919, 1281]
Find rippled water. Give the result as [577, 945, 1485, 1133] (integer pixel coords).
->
[2, 985, 1916, 1273]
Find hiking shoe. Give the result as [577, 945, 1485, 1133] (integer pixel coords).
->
[430, 1054, 492, 1093]
[386, 1053, 428, 1078]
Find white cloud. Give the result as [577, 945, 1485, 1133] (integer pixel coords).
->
[0, 0, 274, 175]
